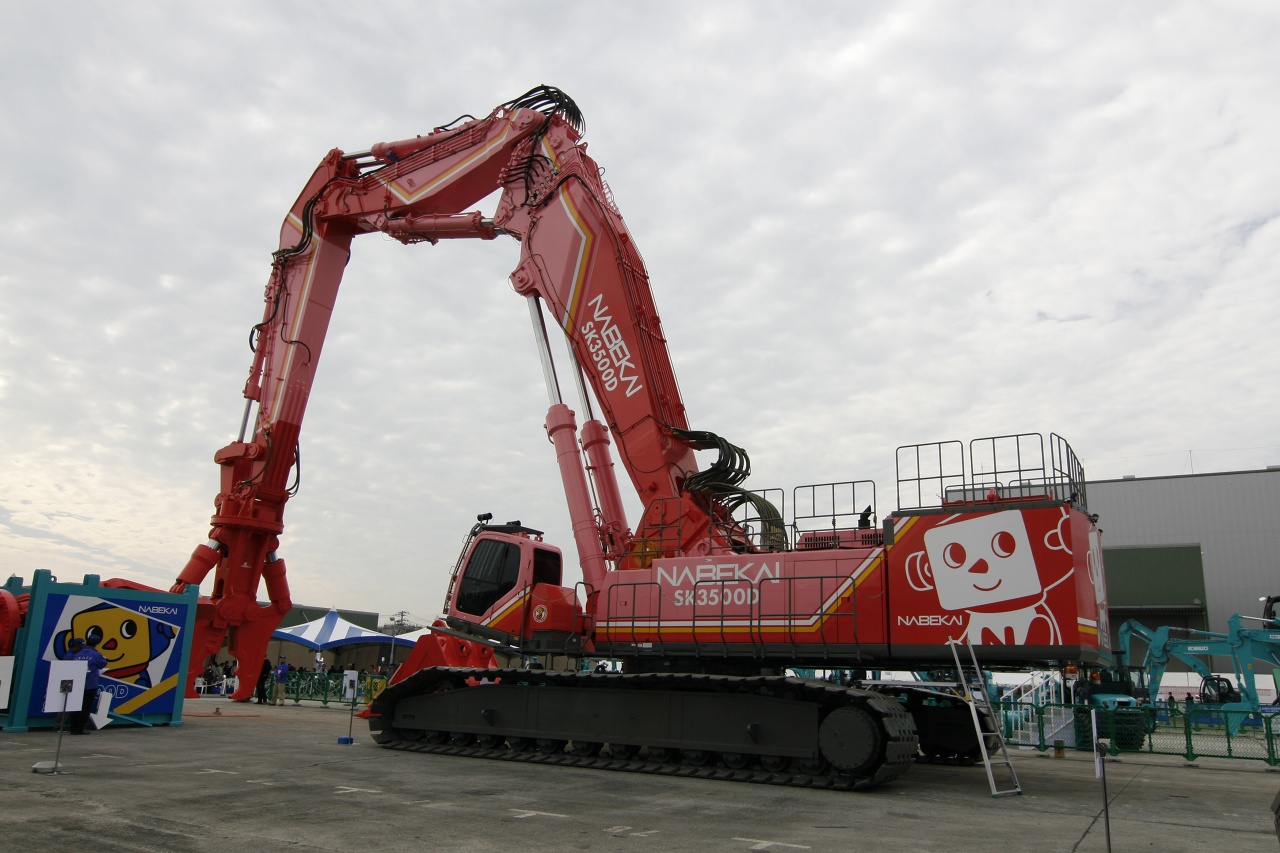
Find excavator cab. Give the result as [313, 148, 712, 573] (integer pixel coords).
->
[1075, 668, 1141, 707]
[1261, 595, 1280, 630]
[443, 515, 584, 655]
[1199, 675, 1241, 705]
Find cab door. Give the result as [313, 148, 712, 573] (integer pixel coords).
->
[449, 536, 528, 643]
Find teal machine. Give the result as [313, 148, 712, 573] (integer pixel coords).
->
[1, 570, 197, 731]
[1116, 598, 1280, 736]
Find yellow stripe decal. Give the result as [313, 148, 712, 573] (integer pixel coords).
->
[892, 515, 921, 539]
[114, 673, 181, 715]
[378, 118, 516, 204]
[556, 185, 593, 331]
[598, 551, 890, 637]
[485, 591, 530, 627]
[268, 218, 325, 425]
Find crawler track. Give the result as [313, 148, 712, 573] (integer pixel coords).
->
[369, 668, 918, 790]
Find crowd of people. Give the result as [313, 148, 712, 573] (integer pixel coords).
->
[195, 655, 390, 703]
[197, 659, 240, 695]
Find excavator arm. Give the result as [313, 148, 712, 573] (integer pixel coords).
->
[495, 116, 770, 566]
[173, 87, 754, 699]
[1117, 616, 1280, 733]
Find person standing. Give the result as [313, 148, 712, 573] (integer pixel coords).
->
[272, 656, 290, 705]
[256, 658, 272, 704]
[68, 637, 107, 734]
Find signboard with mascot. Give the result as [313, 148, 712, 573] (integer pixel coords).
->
[1, 570, 197, 731]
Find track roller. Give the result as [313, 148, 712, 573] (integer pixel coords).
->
[368, 667, 918, 790]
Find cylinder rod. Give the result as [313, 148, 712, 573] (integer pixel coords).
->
[526, 296, 563, 406]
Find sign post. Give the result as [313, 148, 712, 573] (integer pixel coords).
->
[1091, 708, 1113, 853]
[33, 660, 86, 774]
[338, 669, 359, 745]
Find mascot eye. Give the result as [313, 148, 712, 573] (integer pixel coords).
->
[86, 626, 104, 646]
[991, 530, 1017, 558]
[120, 619, 138, 639]
[942, 542, 967, 569]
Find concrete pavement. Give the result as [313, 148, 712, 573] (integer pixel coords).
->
[2, 697, 1278, 852]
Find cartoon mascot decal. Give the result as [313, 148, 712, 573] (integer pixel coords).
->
[54, 602, 177, 687]
[903, 510, 1073, 645]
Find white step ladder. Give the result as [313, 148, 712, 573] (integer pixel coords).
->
[948, 639, 1022, 797]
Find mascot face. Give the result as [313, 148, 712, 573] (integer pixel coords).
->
[70, 604, 160, 682]
[923, 512, 1042, 611]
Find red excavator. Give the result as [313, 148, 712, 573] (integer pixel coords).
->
[65, 86, 1110, 788]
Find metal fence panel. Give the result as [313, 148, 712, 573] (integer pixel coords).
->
[998, 701, 1279, 766]
[283, 672, 388, 706]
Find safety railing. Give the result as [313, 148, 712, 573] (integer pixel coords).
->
[729, 487, 788, 551]
[280, 672, 389, 706]
[997, 701, 1280, 765]
[896, 432, 1088, 514]
[636, 481, 883, 560]
[791, 480, 881, 551]
[998, 673, 1067, 746]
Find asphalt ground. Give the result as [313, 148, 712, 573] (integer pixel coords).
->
[2, 697, 1278, 853]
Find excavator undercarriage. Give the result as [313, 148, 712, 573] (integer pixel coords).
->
[369, 667, 919, 790]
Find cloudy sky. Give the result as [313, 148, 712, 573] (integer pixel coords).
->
[2, 2, 1277, 622]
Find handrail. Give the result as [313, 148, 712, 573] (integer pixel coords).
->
[996, 700, 1278, 766]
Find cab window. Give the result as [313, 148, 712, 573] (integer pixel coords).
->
[532, 548, 562, 587]
[456, 539, 522, 616]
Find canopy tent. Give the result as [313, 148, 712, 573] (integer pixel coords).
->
[393, 626, 434, 644]
[271, 609, 416, 651]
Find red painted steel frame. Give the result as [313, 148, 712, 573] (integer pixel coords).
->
[591, 504, 1108, 667]
[172, 91, 717, 698]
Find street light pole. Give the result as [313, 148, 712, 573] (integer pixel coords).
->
[387, 610, 408, 672]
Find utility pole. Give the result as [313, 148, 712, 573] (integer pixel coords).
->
[387, 611, 408, 671]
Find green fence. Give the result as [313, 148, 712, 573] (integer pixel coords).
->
[998, 701, 1280, 766]
[281, 672, 389, 706]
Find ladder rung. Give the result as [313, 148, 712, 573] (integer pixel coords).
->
[949, 638, 1022, 798]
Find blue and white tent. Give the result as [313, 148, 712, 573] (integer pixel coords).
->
[271, 609, 416, 651]
[393, 626, 435, 644]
